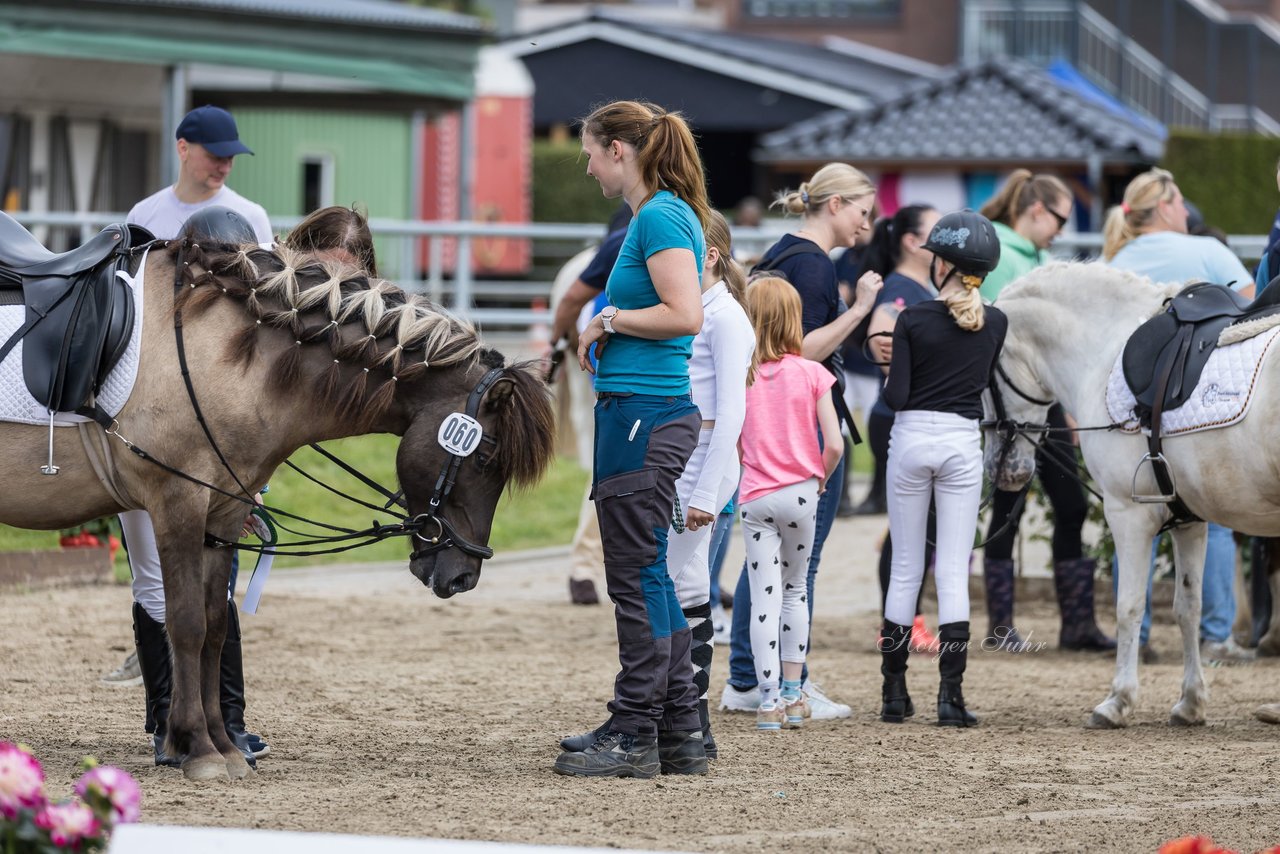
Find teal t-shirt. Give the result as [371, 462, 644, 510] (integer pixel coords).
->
[597, 190, 705, 395]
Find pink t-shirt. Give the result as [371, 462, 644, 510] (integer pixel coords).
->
[739, 353, 836, 505]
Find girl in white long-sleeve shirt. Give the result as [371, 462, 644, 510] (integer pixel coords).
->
[665, 210, 755, 758]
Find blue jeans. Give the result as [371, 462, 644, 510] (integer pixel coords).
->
[728, 455, 845, 689]
[1112, 522, 1236, 645]
[707, 509, 735, 607]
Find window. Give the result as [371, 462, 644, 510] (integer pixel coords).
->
[743, 0, 898, 19]
[301, 155, 334, 214]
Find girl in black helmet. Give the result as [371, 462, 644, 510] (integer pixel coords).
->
[877, 209, 1007, 728]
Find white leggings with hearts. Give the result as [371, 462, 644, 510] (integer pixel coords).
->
[740, 478, 819, 703]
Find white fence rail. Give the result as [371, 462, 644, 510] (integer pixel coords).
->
[8, 212, 1271, 331]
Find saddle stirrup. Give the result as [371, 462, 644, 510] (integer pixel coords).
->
[40, 409, 59, 476]
[1131, 452, 1174, 504]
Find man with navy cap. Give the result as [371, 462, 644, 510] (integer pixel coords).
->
[127, 105, 272, 242]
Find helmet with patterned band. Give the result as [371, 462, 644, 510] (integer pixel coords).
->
[923, 209, 1001, 275]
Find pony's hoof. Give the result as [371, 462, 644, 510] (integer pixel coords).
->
[182, 756, 227, 782]
[1169, 710, 1206, 727]
[1085, 711, 1123, 730]
[225, 754, 253, 780]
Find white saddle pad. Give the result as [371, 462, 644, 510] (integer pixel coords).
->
[0, 248, 146, 427]
[1105, 323, 1280, 436]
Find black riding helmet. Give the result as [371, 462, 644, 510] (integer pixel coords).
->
[923, 209, 1001, 276]
[181, 205, 257, 245]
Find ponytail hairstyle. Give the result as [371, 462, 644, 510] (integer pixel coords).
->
[943, 268, 986, 332]
[978, 169, 1072, 228]
[1102, 167, 1179, 260]
[744, 276, 803, 385]
[773, 162, 874, 218]
[858, 204, 936, 278]
[580, 100, 712, 230]
[703, 210, 747, 302]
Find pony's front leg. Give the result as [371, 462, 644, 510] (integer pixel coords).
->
[199, 544, 252, 779]
[1169, 523, 1208, 726]
[155, 504, 225, 781]
[1088, 505, 1157, 729]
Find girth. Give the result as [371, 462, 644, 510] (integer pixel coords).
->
[1120, 280, 1280, 530]
[0, 213, 152, 415]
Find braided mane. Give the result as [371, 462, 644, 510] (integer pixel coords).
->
[171, 242, 484, 425]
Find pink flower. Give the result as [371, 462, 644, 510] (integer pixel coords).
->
[34, 800, 100, 847]
[75, 764, 141, 824]
[0, 742, 45, 819]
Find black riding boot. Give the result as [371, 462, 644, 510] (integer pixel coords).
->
[983, 559, 1027, 652]
[221, 601, 264, 768]
[880, 620, 914, 723]
[132, 603, 180, 767]
[698, 698, 718, 760]
[937, 622, 979, 727]
[1054, 558, 1116, 651]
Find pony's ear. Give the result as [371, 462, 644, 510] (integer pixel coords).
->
[484, 377, 517, 411]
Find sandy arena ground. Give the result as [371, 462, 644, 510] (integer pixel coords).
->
[3, 508, 1280, 853]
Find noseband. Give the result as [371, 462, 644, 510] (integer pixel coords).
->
[408, 366, 505, 563]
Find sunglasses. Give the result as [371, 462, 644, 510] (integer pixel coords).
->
[1046, 206, 1070, 230]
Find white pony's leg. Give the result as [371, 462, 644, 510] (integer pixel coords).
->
[1169, 522, 1209, 726]
[1089, 503, 1159, 729]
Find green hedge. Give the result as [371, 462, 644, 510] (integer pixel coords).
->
[1162, 131, 1279, 234]
[532, 140, 618, 224]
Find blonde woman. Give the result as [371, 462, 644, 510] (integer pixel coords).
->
[722, 162, 882, 720]
[880, 210, 1006, 728]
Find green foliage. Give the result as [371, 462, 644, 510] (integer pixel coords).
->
[532, 140, 618, 224]
[1162, 131, 1280, 236]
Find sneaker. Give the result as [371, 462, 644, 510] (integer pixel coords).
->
[719, 683, 760, 712]
[756, 701, 785, 731]
[910, 615, 941, 654]
[553, 731, 659, 778]
[801, 680, 851, 720]
[100, 651, 142, 687]
[782, 694, 810, 728]
[1201, 636, 1256, 665]
[710, 603, 731, 646]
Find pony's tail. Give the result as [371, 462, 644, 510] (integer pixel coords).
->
[945, 277, 986, 332]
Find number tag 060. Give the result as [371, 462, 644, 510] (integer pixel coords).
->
[438, 412, 483, 457]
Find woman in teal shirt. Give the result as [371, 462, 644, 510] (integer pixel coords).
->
[556, 100, 711, 780]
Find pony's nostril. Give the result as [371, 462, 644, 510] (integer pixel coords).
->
[450, 574, 473, 594]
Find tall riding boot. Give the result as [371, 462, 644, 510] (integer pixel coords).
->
[983, 558, 1026, 652]
[221, 601, 266, 767]
[1054, 558, 1116, 651]
[132, 603, 180, 767]
[937, 621, 979, 727]
[879, 620, 914, 723]
[697, 699, 717, 760]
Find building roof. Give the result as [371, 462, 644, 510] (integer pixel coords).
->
[757, 58, 1166, 166]
[81, 0, 486, 34]
[502, 11, 937, 113]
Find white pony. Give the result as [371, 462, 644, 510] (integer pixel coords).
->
[986, 262, 1280, 729]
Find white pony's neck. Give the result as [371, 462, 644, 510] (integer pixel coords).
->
[999, 262, 1177, 422]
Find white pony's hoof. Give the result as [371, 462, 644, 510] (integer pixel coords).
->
[1085, 710, 1124, 730]
[1169, 707, 1206, 727]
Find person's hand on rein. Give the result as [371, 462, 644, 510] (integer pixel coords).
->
[577, 312, 610, 375]
[684, 507, 715, 532]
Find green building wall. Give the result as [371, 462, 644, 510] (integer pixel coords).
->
[228, 107, 413, 222]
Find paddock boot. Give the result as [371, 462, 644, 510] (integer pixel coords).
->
[657, 729, 708, 775]
[559, 718, 612, 752]
[220, 601, 264, 768]
[132, 603, 180, 767]
[1054, 558, 1116, 651]
[879, 620, 914, 723]
[937, 621, 979, 728]
[983, 559, 1028, 652]
[553, 730, 660, 778]
[698, 699, 718, 759]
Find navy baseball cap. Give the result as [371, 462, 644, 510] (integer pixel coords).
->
[175, 105, 254, 157]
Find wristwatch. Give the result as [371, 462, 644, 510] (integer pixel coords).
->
[601, 305, 619, 334]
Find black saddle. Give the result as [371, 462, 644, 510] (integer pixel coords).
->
[1122, 280, 1280, 419]
[0, 212, 154, 415]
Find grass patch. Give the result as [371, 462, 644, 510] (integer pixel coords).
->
[0, 526, 61, 551]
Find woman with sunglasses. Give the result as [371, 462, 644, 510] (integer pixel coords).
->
[720, 162, 882, 720]
[978, 170, 1115, 654]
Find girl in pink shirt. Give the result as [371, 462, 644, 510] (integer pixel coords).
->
[738, 277, 844, 731]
